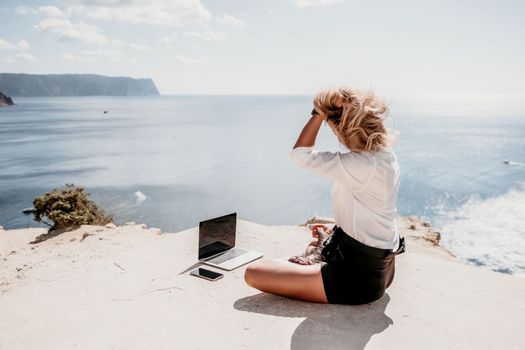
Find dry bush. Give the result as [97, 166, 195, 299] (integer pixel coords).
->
[32, 184, 112, 233]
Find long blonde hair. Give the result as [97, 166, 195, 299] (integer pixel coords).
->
[313, 86, 395, 152]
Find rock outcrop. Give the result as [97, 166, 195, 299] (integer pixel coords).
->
[0, 73, 160, 96]
[0, 91, 14, 106]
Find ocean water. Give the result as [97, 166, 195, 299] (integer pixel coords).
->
[1, 95, 524, 276]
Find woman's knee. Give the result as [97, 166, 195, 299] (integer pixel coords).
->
[243, 265, 256, 287]
[243, 260, 270, 287]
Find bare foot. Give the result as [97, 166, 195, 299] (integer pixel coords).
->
[288, 255, 314, 265]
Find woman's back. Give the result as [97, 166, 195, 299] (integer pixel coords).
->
[336, 148, 400, 250]
[289, 146, 401, 250]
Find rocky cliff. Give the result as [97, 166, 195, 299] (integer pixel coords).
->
[0, 91, 14, 106]
[0, 73, 160, 97]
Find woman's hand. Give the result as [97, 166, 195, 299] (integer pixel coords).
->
[311, 107, 327, 121]
[310, 224, 329, 238]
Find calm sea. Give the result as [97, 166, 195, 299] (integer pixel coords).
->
[1, 95, 524, 276]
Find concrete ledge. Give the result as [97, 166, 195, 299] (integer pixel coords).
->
[1, 218, 524, 349]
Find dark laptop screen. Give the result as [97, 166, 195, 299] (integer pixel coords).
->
[199, 212, 236, 260]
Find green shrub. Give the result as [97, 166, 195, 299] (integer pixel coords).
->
[33, 184, 112, 232]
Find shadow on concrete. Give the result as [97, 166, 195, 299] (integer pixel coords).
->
[234, 292, 393, 350]
[178, 262, 206, 275]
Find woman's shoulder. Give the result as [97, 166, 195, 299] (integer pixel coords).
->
[369, 147, 396, 159]
[344, 147, 395, 159]
[341, 148, 397, 173]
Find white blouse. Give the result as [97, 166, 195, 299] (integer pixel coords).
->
[289, 145, 401, 251]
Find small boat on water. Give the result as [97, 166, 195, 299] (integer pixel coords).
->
[22, 207, 35, 214]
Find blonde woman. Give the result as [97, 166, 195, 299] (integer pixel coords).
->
[243, 86, 406, 305]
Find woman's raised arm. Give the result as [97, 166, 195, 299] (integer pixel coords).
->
[292, 114, 325, 149]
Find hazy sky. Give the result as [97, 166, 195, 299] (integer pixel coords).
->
[1, 0, 524, 95]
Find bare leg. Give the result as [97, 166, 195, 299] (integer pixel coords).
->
[244, 258, 329, 303]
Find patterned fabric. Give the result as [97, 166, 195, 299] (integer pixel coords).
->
[288, 225, 334, 265]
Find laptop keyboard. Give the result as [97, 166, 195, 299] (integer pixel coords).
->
[207, 248, 249, 265]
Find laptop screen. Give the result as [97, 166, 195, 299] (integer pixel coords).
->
[199, 212, 236, 260]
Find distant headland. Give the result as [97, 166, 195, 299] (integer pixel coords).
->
[0, 91, 14, 106]
[0, 73, 160, 97]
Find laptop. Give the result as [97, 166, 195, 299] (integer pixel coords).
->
[198, 212, 263, 271]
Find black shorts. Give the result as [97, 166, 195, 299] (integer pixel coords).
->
[320, 225, 406, 305]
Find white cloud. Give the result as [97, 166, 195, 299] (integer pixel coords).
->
[0, 37, 35, 63]
[183, 30, 226, 42]
[0, 38, 17, 50]
[17, 39, 31, 50]
[0, 37, 30, 50]
[111, 39, 126, 49]
[175, 55, 210, 64]
[108, 39, 151, 50]
[61, 48, 137, 63]
[15, 6, 37, 15]
[128, 43, 152, 51]
[2, 52, 39, 63]
[15, 5, 67, 17]
[294, 0, 343, 8]
[60, 0, 211, 26]
[38, 6, 67, 18]
[35, 18, 109, 46]
[0, 57, 15, 63]
[158, 33, 177, 45]
[61, 52, 85, 61]
[15, 52, 38, 62]
[216, 14, 247, 30]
